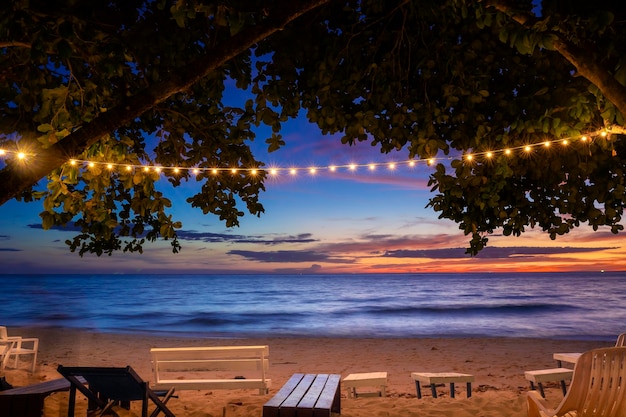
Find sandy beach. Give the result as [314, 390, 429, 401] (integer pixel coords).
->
[1, 327, 610, 417]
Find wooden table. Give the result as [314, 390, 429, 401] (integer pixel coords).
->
[263, 373, 341, 416]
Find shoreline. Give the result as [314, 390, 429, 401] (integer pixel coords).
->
[2, 327, 612, 417]
[9, 324, 619, 342]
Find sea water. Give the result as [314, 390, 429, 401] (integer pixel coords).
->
[1, 272, 624, 341]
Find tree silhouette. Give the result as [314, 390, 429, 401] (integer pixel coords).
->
[1, 0, 624, 255]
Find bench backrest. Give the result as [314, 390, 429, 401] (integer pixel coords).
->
[557, 347, 626, 417]
[151, 345, 269, 383]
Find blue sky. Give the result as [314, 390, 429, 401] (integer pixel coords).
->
[1, 114, 625, 274]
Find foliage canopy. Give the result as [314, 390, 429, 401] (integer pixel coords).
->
[1, 0, 625, 256]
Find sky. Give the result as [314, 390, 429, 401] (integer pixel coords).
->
[1, 115, 626, 275]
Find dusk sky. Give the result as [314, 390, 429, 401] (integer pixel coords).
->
[1, 112, 625, 275]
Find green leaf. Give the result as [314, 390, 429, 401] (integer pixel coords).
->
[37, 123, 54, 133]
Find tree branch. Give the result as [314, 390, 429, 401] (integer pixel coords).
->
[481, 0, 626, 118]
[0, 0, 331, 206]
[0, 41, 31, 48]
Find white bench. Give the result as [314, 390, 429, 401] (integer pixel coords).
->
[524, 367, 573, 398]
[343, 372, 388, 398]
[150, 345, 271, 395]
[411, 372, 474, 398]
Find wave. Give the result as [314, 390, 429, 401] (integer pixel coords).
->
[355, 302, 582, 316]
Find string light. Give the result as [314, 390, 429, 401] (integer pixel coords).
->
[0, 127, 622, 178]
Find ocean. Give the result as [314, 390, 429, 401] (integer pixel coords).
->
[1, 272, 624, 341]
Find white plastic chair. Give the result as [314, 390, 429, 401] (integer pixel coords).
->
[0, 326, 16, 370]
[0, 326, 39, 372]
[527, 347, 626, 417]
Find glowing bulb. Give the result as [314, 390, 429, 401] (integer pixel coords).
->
[88, 161, 95, 168]
[155, 167, 162, 173]
[466, 154, 473, 161]
[309, 167, 317, 174]
[485, 152, 493, 158]
[601, 131, 608, 137]
[581, 136, 588, 142]
[427, 159, 434, 166]
[504, 149, 511, 155]
[408, 160, 416, 167]
[270, 169, 278, 175]
[250, 169, 257, 175]
[231, 168, 237, 174]
[126, 165, 132, 171]
[562, 139, 569, 146]
[107, 163, 113, 170]
[524, 146, 532, 152]
[543, 141, 550, 147]
[388, 163, 396, 170]
[143, 166, 150, 172]
[69, 159, 77, 166]
[211, 169, 218, 175]
[349, 164, 356, 171]
[368, 164, 375, 171]
[290, 168, 297, 175]
[17, 152, 26, 160]
[193, 168, 200, 175]
[329, 165, 336, 172]
[0, 149, 5, 156]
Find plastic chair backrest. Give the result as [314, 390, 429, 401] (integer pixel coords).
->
[557, 347, 626, 417]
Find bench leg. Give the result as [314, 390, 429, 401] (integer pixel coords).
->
[415, 381, 422, 399]
[68, 385, 76, 417]
[529, 381, 540, 398]
[430, 384, 437, 398]
[529, 381, 546, 398]
[560, 380, 567, 396]
[449, 383, 455, 398]
[467, 382, 472, 398]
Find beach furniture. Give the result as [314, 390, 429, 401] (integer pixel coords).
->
[150, 345, 271, 394]
[552, 352, 582, 368]
[342, 372, 388, 397]
[553, 333, 626, 369]
[57, 365, 176, 417]
[410, 372, 474, 398]
[524, 368, 573, 398]
[0, 326, 38, 373]
[0, 377, 87, 417]
[0, 326, 16, 370]
[263, 373, 341, 417]
[527, 347, 626, 417]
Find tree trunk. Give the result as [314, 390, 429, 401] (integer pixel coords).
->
[482, 0, 626, 120]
